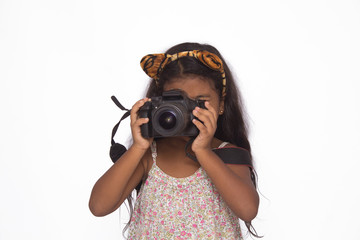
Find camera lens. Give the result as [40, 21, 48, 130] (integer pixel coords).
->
[152, 103, 187, 137]
[158, 111, 177, 130]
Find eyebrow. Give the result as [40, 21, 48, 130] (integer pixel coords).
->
[195, 95, 211, 99]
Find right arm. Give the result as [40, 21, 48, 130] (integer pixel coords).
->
[88, 98, 152, 217]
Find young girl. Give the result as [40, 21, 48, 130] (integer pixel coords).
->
[89, 42, 260, 239]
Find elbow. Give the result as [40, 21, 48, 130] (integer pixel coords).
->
[233, 195, 259, 222]
[88, 199, 109, 217]
[237, 205, 258, 222]
[88, 191, 124, 217]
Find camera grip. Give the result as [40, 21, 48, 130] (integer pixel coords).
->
[138, 101, 152, 138]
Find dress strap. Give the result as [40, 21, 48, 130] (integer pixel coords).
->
[218, 141, 230, 148]
[150, 141, 157, 162]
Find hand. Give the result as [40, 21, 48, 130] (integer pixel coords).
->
[130, 98, 153, 150]
[191, 101, 218, 153]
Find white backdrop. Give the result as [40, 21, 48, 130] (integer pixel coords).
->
[1, 0, 360, 239]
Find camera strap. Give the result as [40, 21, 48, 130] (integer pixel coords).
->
[185, 138, 253, 167]
[185, 139, 256, 186]
[109, 96, 131, 163]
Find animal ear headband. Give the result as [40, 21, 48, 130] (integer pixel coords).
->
[140, 50, 227, 97]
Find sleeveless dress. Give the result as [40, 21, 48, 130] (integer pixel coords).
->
[127, 141, 243, 240]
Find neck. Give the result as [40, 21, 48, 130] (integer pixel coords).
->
[157, 136, 191, 147]
[157, 136, 221, 150]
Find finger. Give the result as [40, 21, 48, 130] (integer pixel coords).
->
[134, 117, 149, 127]
[130, 98, 149, 124]
[131, 118, 149, 138]
[192, 118, 207, 132]
[193, 114, 215, 134]
[204, 101, 217, 120]
[193, 107, 215, 129]
[197, 101, 217, 119]
[193, 108, 211, 126]
[203, 101, 219, 127]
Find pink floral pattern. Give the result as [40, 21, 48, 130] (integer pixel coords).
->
[127, 141, 243, 239]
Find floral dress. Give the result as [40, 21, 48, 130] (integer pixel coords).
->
[127, 141, 243, 240]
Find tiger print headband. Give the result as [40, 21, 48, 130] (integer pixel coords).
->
[140, 50, 227, 97]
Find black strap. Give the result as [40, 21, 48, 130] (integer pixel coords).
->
[212, 147, 252, 166]
[109, 96, 131, 163]
[186, 139, 252, 168]
[110, 96, 130, 145]
[111, 95, 130, 111]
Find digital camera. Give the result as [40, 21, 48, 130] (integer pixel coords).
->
[138, 89, 206, 138]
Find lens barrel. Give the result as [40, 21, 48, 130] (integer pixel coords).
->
[152, 103, 188, 137]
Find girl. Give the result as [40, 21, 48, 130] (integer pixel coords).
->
[89, 42, 260, 239]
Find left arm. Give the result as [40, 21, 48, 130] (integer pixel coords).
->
[195, 148, 259, 222]
[192, 102, 259, 222]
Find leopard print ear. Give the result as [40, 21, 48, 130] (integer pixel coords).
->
[140, 50, 227, 97]
[140, 53, 171, 80]
[192, 50, 223, 72]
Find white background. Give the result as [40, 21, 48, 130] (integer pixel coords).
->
[1, 0, 360, 239]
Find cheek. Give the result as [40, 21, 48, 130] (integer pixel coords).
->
[212, 102, 220, 111]
[208, 100, 220, 113]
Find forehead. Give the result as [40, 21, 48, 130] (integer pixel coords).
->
[163, 76, 217, 98]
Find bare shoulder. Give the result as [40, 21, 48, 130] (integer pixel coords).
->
[212, 138, 230, 148]
[217, 141, 247, 150]
[222, 142, 236, 148]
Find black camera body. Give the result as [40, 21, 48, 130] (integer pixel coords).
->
[138, 89, 206, 138]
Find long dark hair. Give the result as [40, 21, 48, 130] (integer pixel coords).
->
[123, 42, 260, 238]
